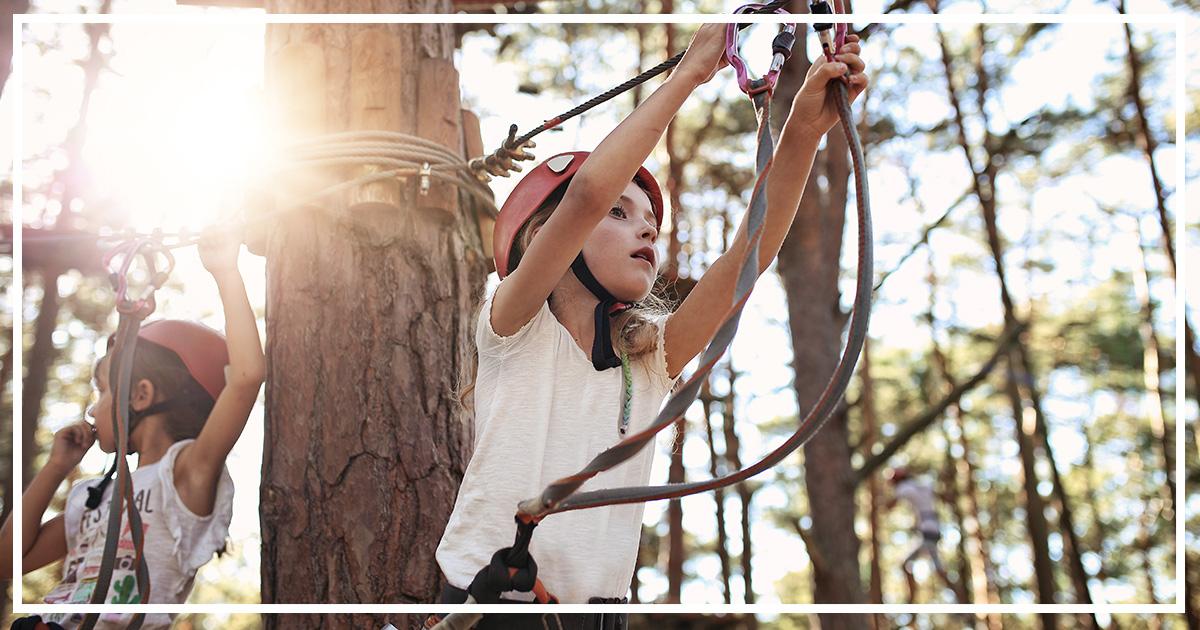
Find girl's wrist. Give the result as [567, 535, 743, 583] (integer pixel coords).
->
[209, 268, 243, 283]
[781, 121, 824, 150]
[42, 460, 73, 480]
[666, 68, 705, 90]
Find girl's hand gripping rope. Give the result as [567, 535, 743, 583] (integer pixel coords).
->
[787, 33, 867, 139]
[671, 23, 730, 86]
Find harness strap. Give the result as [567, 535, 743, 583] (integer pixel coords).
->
[81, 240, 171, 630]
[80, 314, 150, 630]
[463, 517, 557, 604]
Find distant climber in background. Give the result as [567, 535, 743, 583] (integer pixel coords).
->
[887, 466, 955, 603]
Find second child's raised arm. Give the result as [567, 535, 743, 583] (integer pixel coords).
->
[176, 233, 265, 515]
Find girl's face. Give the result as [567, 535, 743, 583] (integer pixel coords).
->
[88, 356, 117, 453]
[88, 354, 156, 453]
[580, 181, 659, 302]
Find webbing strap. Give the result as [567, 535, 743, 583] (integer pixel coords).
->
[80, 311, 153, 630]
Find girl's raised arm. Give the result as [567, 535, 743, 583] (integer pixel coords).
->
[490, 24, 729, 336]
[174, 231, 265, 516]
[663, 37, 867, 378]
[0, 421, 95, 577]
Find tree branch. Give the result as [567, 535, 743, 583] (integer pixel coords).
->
[792, 518, 829, 581]
[852, 323, 1022, 485]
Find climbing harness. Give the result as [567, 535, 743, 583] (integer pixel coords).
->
[432, 4, 871, 624]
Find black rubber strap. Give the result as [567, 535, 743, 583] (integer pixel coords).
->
[466, 517, 541, 604]
[10, 616, 66, 630]
[570, 255, 623, 371]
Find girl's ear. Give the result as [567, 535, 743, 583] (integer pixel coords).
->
[130, 378, 156, 412]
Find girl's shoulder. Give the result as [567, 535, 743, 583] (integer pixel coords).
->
[475, 290, 556, 356]
[155, 439, 236, 574]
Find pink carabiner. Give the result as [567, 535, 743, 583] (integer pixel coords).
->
[103, 238, 175, 316]
[724, 4, 796, 97]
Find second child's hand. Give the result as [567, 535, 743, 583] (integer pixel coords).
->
[198, 227, 243, 278]
[48, 420, 97, 477]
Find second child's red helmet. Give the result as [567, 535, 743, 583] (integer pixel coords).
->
[493, 151, 665, 278]
[107, 319, 229, 402]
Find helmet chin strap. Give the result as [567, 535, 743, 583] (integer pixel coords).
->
[570, 254, 633, 371]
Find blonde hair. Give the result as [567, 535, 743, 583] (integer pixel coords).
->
[457, 179, 671, 412]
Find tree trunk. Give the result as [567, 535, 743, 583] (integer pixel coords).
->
[1130, 219, 1176, 514]
[1119, 15, 1197, 621]
[928, 255, 1000, 626]
[1003, 360, 1058, 613]
[1135, 490, 1160, 618]
[260, 5, 482, 628]
[935, 23, 1096, 623]
[720, 376, 755, 609]
[701, 377, 733, 604]
[22, 274, 62, 493]
[1118, 3, 1176, 277]
[1117, 26, 1199, 625]
[773, 18, 867, 628]
[859, 340, 883, 612]
[938, 422, 969, 604]
[659, 14, 692, 604]
[666, 417, 686, 603]
[0, 0, 30, 98]
[1080, 412, 1119, 630]
[925, 261, 969, 607]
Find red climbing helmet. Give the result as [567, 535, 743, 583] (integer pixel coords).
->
[108, 320, 229, 401]
[493, 151, 665, 278]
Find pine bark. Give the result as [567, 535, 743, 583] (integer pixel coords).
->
[859, 340, 883, 611]
[701, 377, 733, 604]
[260, 4, 484, 628]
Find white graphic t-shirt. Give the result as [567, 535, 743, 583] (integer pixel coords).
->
[43, 439, 234, 629]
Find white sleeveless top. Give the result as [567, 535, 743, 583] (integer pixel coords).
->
[436, 294, 678, 602]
